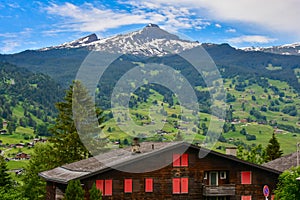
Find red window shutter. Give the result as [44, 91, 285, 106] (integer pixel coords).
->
[181, 154, 188, 167]
[172, 178, 181, 194]
[145, 178, 153, 192]
[96, 180, 104, 193]
[104, 179, 112, 196]
[173, 154, 181, 167]
[241, 195, 252, 200]
[241, 171, 252, 184]
[180, 178, 188, 193]
[124, 179, 132, 193]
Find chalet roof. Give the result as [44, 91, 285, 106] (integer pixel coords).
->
[39, 142, 281, 184]
[262, 152, 297, 172]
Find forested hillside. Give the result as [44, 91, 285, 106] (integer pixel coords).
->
[0, 62, 64, 135]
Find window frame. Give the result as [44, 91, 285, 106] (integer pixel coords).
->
[145, 178, 153, 193]
[241, 171, 252, 184]
[204, 172, 208, 180]
[220, 171, 227, 179]
[241, 195, 252, 200]
[124, 178, 133, 193]
[172, 153, 189, 167]
[172, 177, 189, 194]
[95, 179, 113, 196]
[173, 154, 181, 167]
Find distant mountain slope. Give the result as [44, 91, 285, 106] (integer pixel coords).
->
[0, 24, 299, 94]
[243, 43, 300, 56]
[0, 62, 64, 115]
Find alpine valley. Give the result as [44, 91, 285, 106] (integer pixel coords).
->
[1, 24, 300, 167]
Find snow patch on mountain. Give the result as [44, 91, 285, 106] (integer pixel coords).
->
[39, 24, 200, 56]
[40, 34, 98, 51]
[242, 43, 300, 56]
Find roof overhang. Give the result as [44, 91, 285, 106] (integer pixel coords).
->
[39, 142, 282, 184]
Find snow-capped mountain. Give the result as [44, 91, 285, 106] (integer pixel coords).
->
[40, 24, 200, 56]
[41, 33, 98, 50]
[242, 43, 300, 56]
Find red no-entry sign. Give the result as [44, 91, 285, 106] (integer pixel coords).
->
[263, 185, 270, 197]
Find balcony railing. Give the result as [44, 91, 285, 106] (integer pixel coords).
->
[203, 184, 236, 196]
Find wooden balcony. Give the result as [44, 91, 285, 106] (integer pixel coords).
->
[203, 184, 236, 196]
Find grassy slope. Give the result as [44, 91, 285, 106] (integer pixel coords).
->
[103, 78, 300, 155]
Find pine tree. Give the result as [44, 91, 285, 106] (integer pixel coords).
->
[89, 183, 102, 200]
[265, 133, 283, 162]
[0, 155, 11, 188]
[0, 118, 3, 129]
[49, 81, 106, 165]
[22, 143, 57, 200]
[64, 180, 85, 200]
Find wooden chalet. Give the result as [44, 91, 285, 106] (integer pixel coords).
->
[40, 142, 280, 200]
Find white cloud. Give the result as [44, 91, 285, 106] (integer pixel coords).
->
[7, 2, 20, 9]
[228, 35, 276, 44]
[44, 2, 209, 34]
[0, 28, 32, 53]
[215, 23, 222, 28]
[135, 0, 300, 37]
[45, 3, 150, 33]
[226, 28, 236, 33]
[1, 40, 20, 53]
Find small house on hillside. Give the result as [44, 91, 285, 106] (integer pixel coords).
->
[33, 138, 48, 144]
[15, 152, 30, 160]
[2, 120, 7, 127]
[15, 143, 25, 148]
[40, 142, 280, 200]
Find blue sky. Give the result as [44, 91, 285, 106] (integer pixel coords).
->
[1, 0, 300, 54]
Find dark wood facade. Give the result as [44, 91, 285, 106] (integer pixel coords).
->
[40, 142, 280, 200]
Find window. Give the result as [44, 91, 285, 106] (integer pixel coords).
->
[104, 180, 112, 196]
[124, 179, 132, 193]
[241, 195, 252, 200]
[96, 179, 112, 196]
[172, 178, 181, 194]
[241, 171, 252, 184]
[204, 172, 208, 179]
[220, 171, 227, 179]
[180, 177, 188, 194]
[145, 178, 153, 192]
[173, 154, 181, 167]
[172, 178, 189, 194]
[209, 172, 218, 186]
[181, 154, 188, 167]
[173, 154, 189, 167]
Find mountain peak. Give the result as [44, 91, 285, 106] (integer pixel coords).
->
[40, 24, 201, 56]
[71, 33, 98, 45]
[145, 23, 160, 28]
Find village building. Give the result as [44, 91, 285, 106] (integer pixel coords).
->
[0, 129, 7, 134]
[15, 143, 25, 148]
[40, 142, 280, 200]
[33, 138, 48, 144]
[15, 152, 30, 160]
